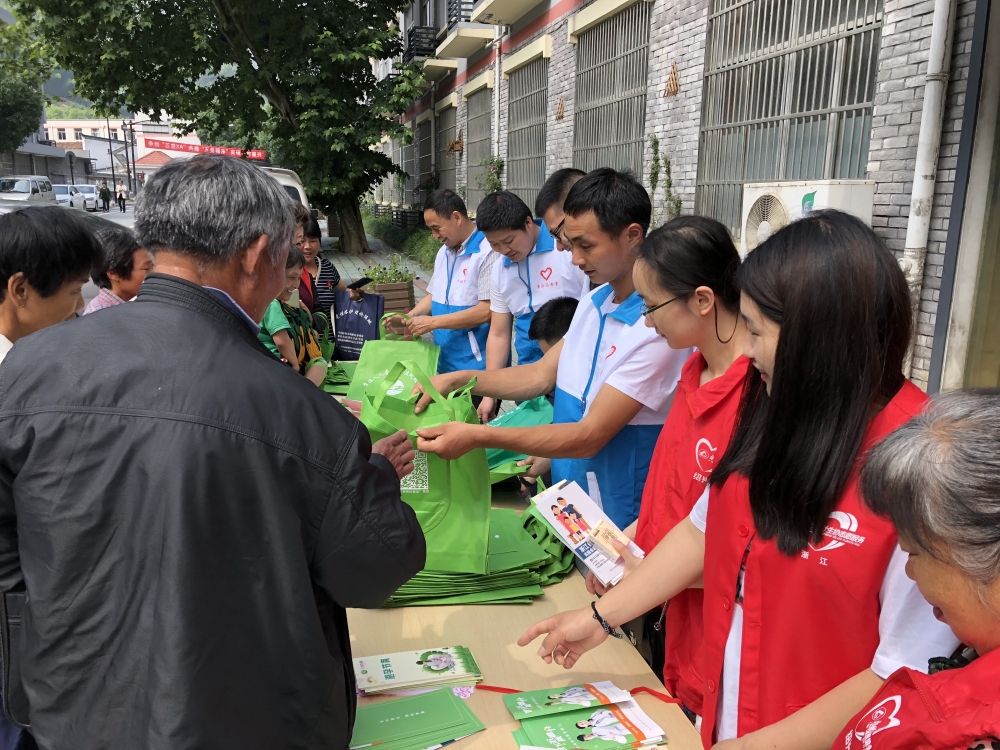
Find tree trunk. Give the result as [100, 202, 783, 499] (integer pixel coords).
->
[338, 197, 371, 255]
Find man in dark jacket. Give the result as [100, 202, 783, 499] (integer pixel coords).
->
[0, 155, 426, 749]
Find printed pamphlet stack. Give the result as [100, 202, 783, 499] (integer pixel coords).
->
[530, 481, 646, 588]
[503, 682, 667, 750]
[385, 508, 575, 607]
[354, 646, 482, 695]
[350, 688, 485, 750]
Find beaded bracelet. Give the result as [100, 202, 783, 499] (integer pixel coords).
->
[591, 600, 624, 639]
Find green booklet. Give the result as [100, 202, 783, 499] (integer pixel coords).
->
[354, 646, 482, 694]
[350, 689, 484, 750]
[518, 699, 665, 749]
[503, 682, 632, 721]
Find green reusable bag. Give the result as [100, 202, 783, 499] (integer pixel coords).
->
[361, 360, 490, 575]
[322, 361, 357, 396]
[345, 314, 439, 403]
[485, 396, 554, 470]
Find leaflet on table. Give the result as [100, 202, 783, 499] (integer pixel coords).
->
[354, 646, 482, 693]
[350, 689, 485, 750]
[518, 699, 665, 749]
[530, 481, 644, 587]
[503, 681, 632, 720]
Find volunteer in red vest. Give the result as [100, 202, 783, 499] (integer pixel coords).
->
[391, 189, 497, 374]
[834, 390, 1000, 749]
[475, 190, 588, 421]
[517, 210, 959, 749]
[589, 215, 748, 730]
[414, 169, 690, 530]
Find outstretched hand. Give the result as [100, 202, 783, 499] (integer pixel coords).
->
[517, 606, 609, 668]
[415, 422, 480, 459]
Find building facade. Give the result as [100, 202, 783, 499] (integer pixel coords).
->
[375, 0, 997, 393]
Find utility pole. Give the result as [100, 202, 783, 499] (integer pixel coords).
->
[105, 115, 117, 189]
[121, 119, 133, 192]
[130, 121, 139, 189]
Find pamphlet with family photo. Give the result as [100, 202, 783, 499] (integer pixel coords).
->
[530, 481, 645, 587]
[503, 681, 632, 721]
[517, 699, 665, 749]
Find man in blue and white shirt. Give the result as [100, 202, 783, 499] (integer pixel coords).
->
[474, 191, 588, 421]
[414, 170, 690, 529]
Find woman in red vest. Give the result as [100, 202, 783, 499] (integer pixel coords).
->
[591, 215, 748, 728]
[519, 211, 959, 749]
[835, 390, 1000, 749]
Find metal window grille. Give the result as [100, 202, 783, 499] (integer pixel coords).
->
[466, 88, 493, 212]
[393, 139, 403, 204]
[507, 57, 549, 210]
[573, 1, 651, 175]
[437, 106, 458, 191]
[417, 119, 433, 204]
[695, 0, 883, 238]
[403, 141, 415, 206]
[379, 142, 393, 204]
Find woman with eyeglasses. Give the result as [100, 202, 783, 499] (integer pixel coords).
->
[592, 215, 749, 731]
[519, 210, 959, 750]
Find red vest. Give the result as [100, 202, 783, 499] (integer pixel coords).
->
[634, 354, 749, 714]
[700, 380, 928, 746]
[835, 648, 1000, 749]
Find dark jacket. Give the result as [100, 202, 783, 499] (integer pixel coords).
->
[0, 274, 425, 750]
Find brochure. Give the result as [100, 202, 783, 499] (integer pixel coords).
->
[518, 699, 665, 749]
[503, 681, 632, 720]
[531, 481, 645, 587]
[354, 646, 482, 695]
[350, 688, 485, 750]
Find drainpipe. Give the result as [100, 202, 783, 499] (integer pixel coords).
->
[493, 25, 503, 158]
[900, 0, 958, 377]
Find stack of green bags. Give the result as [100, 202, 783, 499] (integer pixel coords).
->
[350, 689, 485, 750]
[486, 397, 554, 484]
[385, 506, 575, 607]
[323, 361, 358, 396]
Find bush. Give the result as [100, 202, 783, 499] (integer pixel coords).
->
[402, 228, 440, 268]
[361, 204, 439, 271]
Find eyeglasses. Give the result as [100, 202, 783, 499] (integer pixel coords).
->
[641, 296, 680, 317]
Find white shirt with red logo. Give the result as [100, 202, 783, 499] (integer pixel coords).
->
[489, 227, 588, 317]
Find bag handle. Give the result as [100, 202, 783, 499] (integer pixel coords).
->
[370, 360, 456, 421]
[379, 312, 413, 341]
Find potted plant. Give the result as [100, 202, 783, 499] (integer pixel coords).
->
[367, 255, 417, 313]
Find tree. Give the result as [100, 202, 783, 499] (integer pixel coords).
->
[14, 0, 423, 253]
[0, 5, 54, 154]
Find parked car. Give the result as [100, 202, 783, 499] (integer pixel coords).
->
[52, 184, 85, 209]
[260, 167, 312, 212]
[0, 176, 56, 203]
[73, 184, 100, 211]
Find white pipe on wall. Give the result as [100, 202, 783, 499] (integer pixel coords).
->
[494, 25, 503, 159]
[900, 0, 958, 376]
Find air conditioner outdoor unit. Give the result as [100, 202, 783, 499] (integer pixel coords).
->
[740, 180, 875, 255]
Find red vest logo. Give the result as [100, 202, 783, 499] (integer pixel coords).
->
[540, 267, 553, 280]
[810, 511, 866, 552]
[695, 438, 719, 473]
[847, 696, 901, 749]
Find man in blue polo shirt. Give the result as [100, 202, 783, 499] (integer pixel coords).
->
[413, 169, 690, 529]
[391, 189, 498, 374]
[474, 191, 588, 421]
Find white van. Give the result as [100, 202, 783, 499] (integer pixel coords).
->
[0, 176, 56, 203]
[260, 167, 310, 211]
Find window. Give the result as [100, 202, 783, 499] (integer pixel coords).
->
[437, 106, 458, 192]
[111, 129, 119, 140]
[43, 129, 49, 141]
[695, 0, 883, 238]
[417, 119, 433, 202]
[507, 57, 549, 211]
[573, 1, 651, 175]
[74, 128, 83, 140]
[466, 88, 493, 212]
[403, 141, 415, 206]
[57, 128, 66, 140]
[91, 128, 100, 136]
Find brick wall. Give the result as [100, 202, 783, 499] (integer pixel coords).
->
[545, 17, 578, 173]
[867, 0, 978, 389]
[644, 0, 709, 217]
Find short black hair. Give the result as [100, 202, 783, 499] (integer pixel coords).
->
[303, 218, 322, 240]
[528, 296, 578, 344]
[424, 188, 467, 220]
[475, 191, 532, 233]
[286, 244, 305, 269]
[91, 225, 142, 289]
[535, 168, 585, 218]
[0, 206, 101, 301]
[564, 168, 651, 237]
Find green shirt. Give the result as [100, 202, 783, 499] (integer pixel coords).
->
[258, 299, 292, 357]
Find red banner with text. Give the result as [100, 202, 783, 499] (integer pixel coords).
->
[143, 138, 266, 161]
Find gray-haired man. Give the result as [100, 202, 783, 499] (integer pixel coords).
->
[0, 156, 426, 749]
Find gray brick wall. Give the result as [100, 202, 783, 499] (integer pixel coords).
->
[867, 0, 978, 389]
[546, 18, 578, 174]
[644, 0, 709, 218]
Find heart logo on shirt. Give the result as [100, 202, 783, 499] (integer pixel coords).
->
[604, 345, 617, 359]
[462, 268, 468, 276]
[540, 267, 553, 280]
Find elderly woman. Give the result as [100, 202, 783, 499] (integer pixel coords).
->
[836, 389, 1000, 749]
